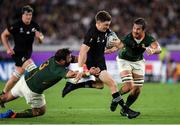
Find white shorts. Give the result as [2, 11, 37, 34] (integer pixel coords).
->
[11, 76, 46, 108]
[68, 63, 96, 83]
[116, 57, 145, 83]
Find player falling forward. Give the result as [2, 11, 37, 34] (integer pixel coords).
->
[0, 48, 99, 118]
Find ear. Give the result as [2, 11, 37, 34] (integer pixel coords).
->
[58, 59, 65, 65]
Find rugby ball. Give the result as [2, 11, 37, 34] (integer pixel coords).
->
[106, 31, 118, 49]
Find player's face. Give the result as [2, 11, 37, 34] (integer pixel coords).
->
[64, 54, 72, 67]
[132, 24, 144, 39]
[22, 11, 32, 25]
[97, 21, 111, 32]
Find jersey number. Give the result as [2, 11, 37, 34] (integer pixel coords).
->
[39, 61, 49, 70]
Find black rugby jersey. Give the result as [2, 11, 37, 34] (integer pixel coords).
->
[7, 20, 40, 51]
[83, 22, 110, 69]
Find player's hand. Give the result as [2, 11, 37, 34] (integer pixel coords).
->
[7, 49, 15, 55]
[89, 67, 100, 76]
[145, 47, 155, 55]
[35, 31, 44, 43]
[74, 72, 83, 84]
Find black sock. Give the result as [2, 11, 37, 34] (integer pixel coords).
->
[126, 94, 138, 107]
[12, 109, 34, 118]
[112, 92, 125, 108]
[75, 81, 93, 88]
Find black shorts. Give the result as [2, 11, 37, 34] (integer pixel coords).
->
[11, 51, 32, 66]
[86, 60, 107, 71]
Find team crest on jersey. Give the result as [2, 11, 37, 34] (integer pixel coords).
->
[21, 57, 26, 62]
[32, 28, 36, 32]
[142, 44, 145, 48]
[20, 27, 24, 33]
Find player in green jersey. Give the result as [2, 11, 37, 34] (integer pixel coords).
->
[109, 18, 162, 115]
[0, 48, 99, 118]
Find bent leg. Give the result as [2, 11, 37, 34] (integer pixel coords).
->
[0, 92, 18, 105]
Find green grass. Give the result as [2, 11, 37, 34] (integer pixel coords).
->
[0, 80, 180, 124]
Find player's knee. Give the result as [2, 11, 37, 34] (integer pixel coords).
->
[12, 70, 23, 79]
[132, 86, 142, 96]
[124, 82, 134, 90]
[24, 62, 37, 72]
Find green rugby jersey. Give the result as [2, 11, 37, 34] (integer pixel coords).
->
[25, 57, 68, 94]
[118, 33, 155, 61]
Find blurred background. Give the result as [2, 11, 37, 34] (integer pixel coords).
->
[0, 0, 180, 83]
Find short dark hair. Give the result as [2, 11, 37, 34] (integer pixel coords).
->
[55, 48, 71, 61]
[95, 10, 111, 22]
[22, 5, 33, 14]
[134, 18, 146, 30]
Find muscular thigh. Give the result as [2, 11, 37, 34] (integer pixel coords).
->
[11, 76, 46, 108]
[116, 58, 133, 83]
[131, 60, 145, 85]
[86, 59, 107, 71]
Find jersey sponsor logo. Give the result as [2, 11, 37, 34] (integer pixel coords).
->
[26, 31, 30, 34]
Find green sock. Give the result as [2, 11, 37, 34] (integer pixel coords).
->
[13, 109, 34, 118]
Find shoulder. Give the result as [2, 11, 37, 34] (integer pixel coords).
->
[121, 33, 132, 42]
[87, 26, 96, 35]
[145, 33, 156, 41]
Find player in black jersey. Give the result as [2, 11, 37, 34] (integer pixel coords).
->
[0, 5, 44, 104]
[62, 10, 140, 119]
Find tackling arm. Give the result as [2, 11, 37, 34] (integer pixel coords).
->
[78, 44, 90, 67]
[65, 67, 100, 78]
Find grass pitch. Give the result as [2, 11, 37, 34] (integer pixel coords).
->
[0, 80, 180, 124]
